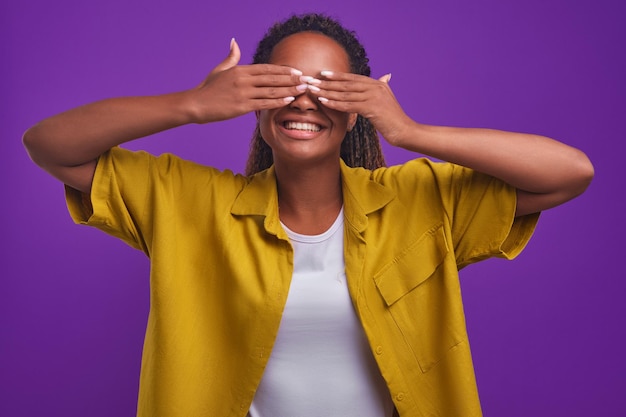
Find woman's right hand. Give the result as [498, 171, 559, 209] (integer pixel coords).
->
[188, 39, 306, 124]
[23, 38, 306, 193]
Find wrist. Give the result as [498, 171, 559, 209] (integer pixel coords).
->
[176, 89, 206, 125]
[385, 118, 422, 148]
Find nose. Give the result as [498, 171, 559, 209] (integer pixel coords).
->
[289, 90, 318, 112]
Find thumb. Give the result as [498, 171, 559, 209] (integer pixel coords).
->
[211, 38, 241, 74]
[378, 73, 392, 84]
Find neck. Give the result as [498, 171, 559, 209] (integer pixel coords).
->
[274, 159, 343, 235]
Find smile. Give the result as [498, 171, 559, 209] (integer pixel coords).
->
[283, 121, 322, 132]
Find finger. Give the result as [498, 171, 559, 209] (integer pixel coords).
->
[228, 38, 241, 69]
[312, 88, 376, 114]
[247, 63, 303, 77]
[252, 96, 300, 110]
[316, 80, 369, 93]
[318, 70, 362, 81]
[211, 38, 242, 74]
[316, 96, 357, 113]
[308, 74, 392, 104]
[248, 85, 309, 99]
[307, 74, 375, 93]
[247, 72, 305, 88]
[226, 38, 241, 68]
[307, 85, 367, 104]
[378, 73, 392, 84]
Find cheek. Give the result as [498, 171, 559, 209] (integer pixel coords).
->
[258, 111, 274, 142]
[331, 111, 352, 131]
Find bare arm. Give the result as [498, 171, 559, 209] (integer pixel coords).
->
[388, 123, 594, 216]
[23, 93, 196, 193]
[306, 71, 594, 216]
[23, 40, 305, 193]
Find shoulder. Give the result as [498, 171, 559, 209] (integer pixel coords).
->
[102, 146, 248, 188]
[343, 158, 467, 198]
[342, 157, 515, 219]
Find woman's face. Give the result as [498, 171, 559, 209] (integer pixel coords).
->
[258, 32, 356, 167]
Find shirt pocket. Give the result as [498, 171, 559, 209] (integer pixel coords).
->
[373, 222, 463, 373]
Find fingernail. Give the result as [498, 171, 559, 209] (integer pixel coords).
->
[230, 38, 236, 49]
[300, 76, 321, 85]
[320, 70, 333, 77]
[283, 96, 296, 103]
[318, 97, 329, 103]
[307, 85, 321, 92]
[296, 84, 308, 92]
[290, 68, 303, 76]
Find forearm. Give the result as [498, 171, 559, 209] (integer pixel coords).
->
[23, 91, 195, 169]
[392, 122, 594, 215]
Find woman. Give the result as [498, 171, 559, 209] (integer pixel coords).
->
[23, 13, 593, 417]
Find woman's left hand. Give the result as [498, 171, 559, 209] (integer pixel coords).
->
[304, 71, 414, 145]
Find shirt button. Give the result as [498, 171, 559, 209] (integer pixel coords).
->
[375, 346, 383, 355]
[396, 392, 405, 401]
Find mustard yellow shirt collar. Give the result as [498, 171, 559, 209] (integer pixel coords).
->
[230, 160, 396, 234]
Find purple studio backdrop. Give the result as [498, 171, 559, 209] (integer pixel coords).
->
[2, 0, 625, 416]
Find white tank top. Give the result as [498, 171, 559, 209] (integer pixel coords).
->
[249, 207, 394, 417]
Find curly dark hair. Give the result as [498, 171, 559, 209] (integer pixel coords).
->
[245, 13, 386, 176]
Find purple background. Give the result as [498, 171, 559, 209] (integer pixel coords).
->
[2, 0, 625, 415]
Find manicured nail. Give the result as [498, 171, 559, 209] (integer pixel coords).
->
[300, 76, 321, 85]
[290, 68, 303, 76]
[320, 70, 334, 77]
[307, 84, 321, 92]
[230, 38, 236, 49]
[296, 84, 308, 92]
[318, 97, 329, 103]
[283, 96, 295, 103]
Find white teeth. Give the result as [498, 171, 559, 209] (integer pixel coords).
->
[284, 121, 321, 132]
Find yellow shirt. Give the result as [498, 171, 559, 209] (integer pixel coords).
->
[66, 147, 539, 417]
